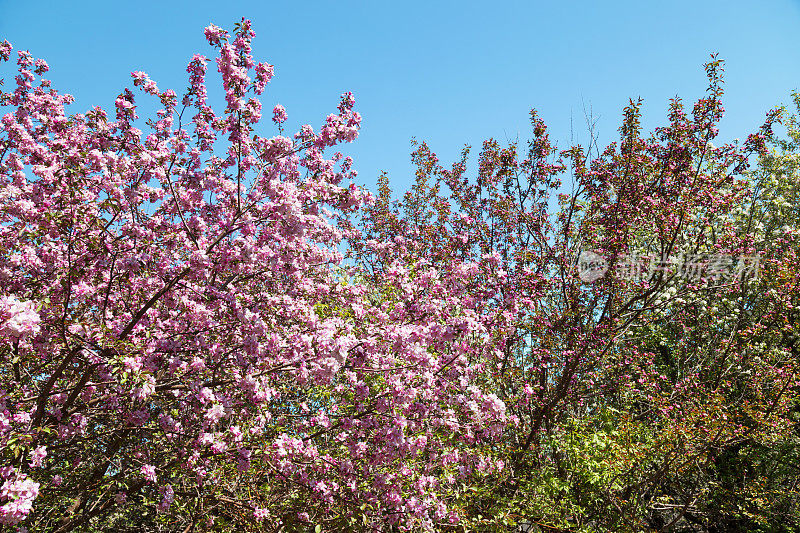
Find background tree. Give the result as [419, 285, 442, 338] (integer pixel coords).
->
[358, 59, 800, 532]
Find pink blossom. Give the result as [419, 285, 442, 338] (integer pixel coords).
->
[28, 446, 46, 468]
[272, 104, 287, 124]
[0, 474, 39, 525]
[141, 464, 157, 483]
[203, 24, 227, 46]
[0, 40, 11, 62]
[0, 297, 40, 339]
[253, 62, 274, 93]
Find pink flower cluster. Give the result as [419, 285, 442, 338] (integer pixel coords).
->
[0, 470, 39, 525]
[0, 296, 40, 340]
[272, 103, 287, 124]
[141, 464, 157, 484]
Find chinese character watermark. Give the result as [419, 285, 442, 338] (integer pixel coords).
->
[576, 251, 760, 285]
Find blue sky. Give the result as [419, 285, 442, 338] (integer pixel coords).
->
[1, 0, 799, 196]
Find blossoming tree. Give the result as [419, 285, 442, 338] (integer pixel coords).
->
[357, 61, 800, 531]
[0, 20, 514, 532]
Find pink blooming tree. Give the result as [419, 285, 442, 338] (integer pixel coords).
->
[355, 61, 800, 531]
[0, 20, 513, 532]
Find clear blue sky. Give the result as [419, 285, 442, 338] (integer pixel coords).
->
[1, 0, 799, 196]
